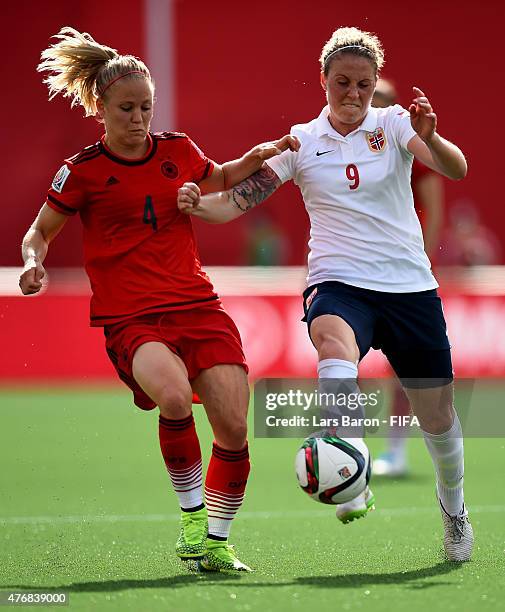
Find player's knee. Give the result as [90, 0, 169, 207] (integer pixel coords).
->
[315, 334, 358, 362]
[215, 417, 248, 450]
[157, 385, 193, 419]
[227, 418, 248, 446]
[419, 405, 454, 434]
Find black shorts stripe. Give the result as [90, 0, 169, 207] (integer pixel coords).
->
[91, 295, 219, 323]
[47, 194, 78, 215]
[106, 348, 118, 364]
[117, 370, 133, 386]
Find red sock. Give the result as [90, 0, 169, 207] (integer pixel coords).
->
[159, 414, 203, 511]
[205, 442, 250, 539]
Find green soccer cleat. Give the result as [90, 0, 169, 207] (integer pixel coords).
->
[199, 539, 252, 573]
[175, 508, 208, 559]
[336, 486, 376, 524]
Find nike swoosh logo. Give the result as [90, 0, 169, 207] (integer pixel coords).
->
[316, 150, 334, 156]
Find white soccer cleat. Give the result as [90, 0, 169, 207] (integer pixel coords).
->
[372, 452, 408, 477]
[439, 499, 474, 562]
[336, 486, 375, 524]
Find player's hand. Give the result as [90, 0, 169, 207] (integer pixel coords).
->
[178, 182, 202, 215]
[19, 257, 45, 295]
[249, 135, 301, 162]
[409, 86, 437, 143]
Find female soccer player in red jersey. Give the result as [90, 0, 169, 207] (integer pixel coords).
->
[19, 27, 299, 573]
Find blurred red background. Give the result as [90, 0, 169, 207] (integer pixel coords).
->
[3, 0, 504, 268]
[2, 0, 505, 381]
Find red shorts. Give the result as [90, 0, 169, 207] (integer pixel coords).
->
[103, 303, 248, 410]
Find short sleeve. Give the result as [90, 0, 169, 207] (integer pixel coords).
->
[264, 129, 299, 183]
[389, 104, 417, 151]
[265, 149, 297, 184]
[186, 137, 215, 184]
[46, 162, 86, 216]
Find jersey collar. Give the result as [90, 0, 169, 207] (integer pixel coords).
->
[99, 133, 157, 166]
[316, 105, 378, 140]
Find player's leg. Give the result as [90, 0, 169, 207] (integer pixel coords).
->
[382, 287, 473, 562]
[310, 313, 361, 426]
[400, 379, 461, 504]
[402, 379, 461, 512]
[132, 342, 207, 559]
[402, 380, 473, 561]
[191, 364, 252, 572]
[373, 370, 411, 477]
[309, 314, 375, 523]
[305, 283, 378, 524]
[305, 284, 369, 433]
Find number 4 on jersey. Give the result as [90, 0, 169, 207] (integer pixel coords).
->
[143, 195, 158, 231]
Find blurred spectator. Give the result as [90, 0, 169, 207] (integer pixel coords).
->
[374, 79, 501, 267]
[245, 211, 290, 265]
[438, 200, 502, 265]
[372, 78, 445, 478]
[373, 78, 444, 261]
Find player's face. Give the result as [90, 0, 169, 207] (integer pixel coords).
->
[321, 55, 376, 135]
[100, 78, 154, 154]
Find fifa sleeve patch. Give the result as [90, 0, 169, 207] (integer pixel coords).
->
[51, 164, 71, 193]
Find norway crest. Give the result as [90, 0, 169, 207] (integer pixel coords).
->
[366, 127, 387, 153]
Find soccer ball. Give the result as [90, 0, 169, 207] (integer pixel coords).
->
[295, 436, 371, 504]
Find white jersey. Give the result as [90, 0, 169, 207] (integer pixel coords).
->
[266, 104, 438, 292]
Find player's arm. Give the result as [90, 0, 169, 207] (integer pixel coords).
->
[19, 204, 68, 295]
[178, 164, 283, 224]
[415, 173, 444, 259]
[199, 135, 300, 193]
[407, 86, 467, 180]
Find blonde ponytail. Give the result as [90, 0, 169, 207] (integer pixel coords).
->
[38, 27, 152, 117]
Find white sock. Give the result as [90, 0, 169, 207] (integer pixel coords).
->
[422, 413, 465, 516]
[318, 359, 361, 438]
[317, 358, 358, 379]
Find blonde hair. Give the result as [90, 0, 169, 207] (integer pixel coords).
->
[38, 27, 152, 117]
[319, 27, 385, 75]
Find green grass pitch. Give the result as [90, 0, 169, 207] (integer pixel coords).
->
[1, 386, 504, 611]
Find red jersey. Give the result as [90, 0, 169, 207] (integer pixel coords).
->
[46, 132, 218, 326]
[411, 158, 433, 190]
[411, 159, 434, 228]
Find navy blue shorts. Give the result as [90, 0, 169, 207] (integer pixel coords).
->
[303, 281, 453, 388]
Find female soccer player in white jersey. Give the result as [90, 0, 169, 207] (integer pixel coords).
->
[177, 26, 473, 562]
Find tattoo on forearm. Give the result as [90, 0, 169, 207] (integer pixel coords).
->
[230, 165, 281, 212]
